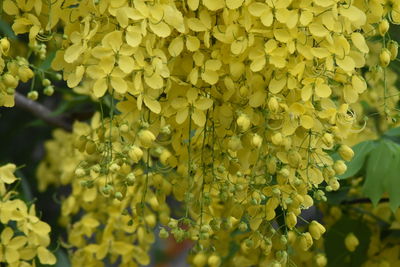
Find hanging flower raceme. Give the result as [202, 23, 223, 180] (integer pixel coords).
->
[0, 0, 392, 266]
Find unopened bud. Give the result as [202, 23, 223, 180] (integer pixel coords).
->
[27, 91, 39, 101]
[75, 168, 86, 177]
[268, 97, 279, 113]
[378, 19, 390, 36]
[379, 48, 391, 67]
[338, 145, 354, 161]
[159, 228, 169, 238]
[129, 145, 143, 163]
[138, 129, 156, 148]
[285, 212, 297, 229]
[208, 255, 221, 267]
[236, 114, 251, 132]
[0, 38, 10, 54]
[309, 220, 326, 240]
[345, 232, 359, 252]
[43, 85, 54, 96]
[298, 232, 313, 251]
[388, 40, 398, 60]
[271, 132, 283, 146]
[251, 133, 263, 148]
[333, 160, 347, 175]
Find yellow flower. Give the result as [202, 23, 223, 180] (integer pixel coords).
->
[171, 87, 213, 127]
[0, 163, 18, 185]
[0, 227, 27, 264]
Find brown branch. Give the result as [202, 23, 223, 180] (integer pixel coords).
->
[14, 92, 72, 132]
[340, 198, 389, 205]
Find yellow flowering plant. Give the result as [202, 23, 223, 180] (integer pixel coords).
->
[1, 0, 400, 266]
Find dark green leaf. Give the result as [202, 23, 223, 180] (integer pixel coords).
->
[338, 141, 376, 179]
[384, 150, 400, 212]
[40, 51, 56, 70]
[326, 186, 350, 205]
[325, 217, 370, 267]
[0, 20, 16, 39]
[55, 249, 70, 267]
[384, 127, 400, 137]
[362, 140, 397, 206]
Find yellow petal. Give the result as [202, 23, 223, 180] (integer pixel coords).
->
[187, 0, 199, 10]
[249, 90, 266, 108]
[64, 44, 83, 63]
[9, 236, 27, 249]
[67, 65, 85, 88]
[226, 0, 244, 10]
[143, 95, 161, 114]
[37, 246, 57, 265]
[250, 57, 266, 72]
[351, 32, 369, 54]
[149, 21, 171, 38]
[102, 31, 123, 52]
[352, 75, 367, 94]
[5, 248, 19, 263]
[32, 221, 51, 235]
[336, 56, 355, 73]
[300, 115, 314, 129]
[300, 10, 313, 26]
[91, 46, 113, 59]
[118, 55, 135, 73]
[248, 3, 269, 17]
[176, 108, 189, 124]
[1, 227, 13, 244]
[315, 84, 332, 98]
[273, 28, 290, 43]
[301, 84, 313, 101]
[343, 84, 358, 103]
[186, 36, 200, 52]
[93, 77, 108, 98]
[194, 98, 213, 110]
[309, 23, 329, 37]
[203, 0, 224, 11]
[86, 65, 105, 80]
[231, 38, 247, 55]
[261, 10, 273, 27]
[311, 48, 330, 59]
[192, 109, 206, 126]
[171, 97, 188, 109]
[269, 76, 287, 94]
[187, 18, 207, 32]
[168, 36, 184, 57]
[110, 76, 127, 94]
[3, 0, 19, 15]
[126, 28, 142, 47]
[201, 70, 219, 85]
[314, 0, 335, 7]
[0, 164, 18, 184]
[144, 73, 163, 89]
[99, 56, 115, 75]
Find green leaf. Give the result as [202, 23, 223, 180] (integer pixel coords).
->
[325, 217, 370, 267]
[384, 151, 400, 212]
[325, 186, 350, 205]
[55, 249, 70, 267]
[362, 140, 397, 206]
[0, 20, 16, 39]
[338, 140, 375, 179]
[384, 126, 400, 137]
[40, 51, 56, 70]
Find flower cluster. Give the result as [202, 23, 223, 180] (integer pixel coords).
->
[2, 0, 400, 266]
[0, 164, 56, 266]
